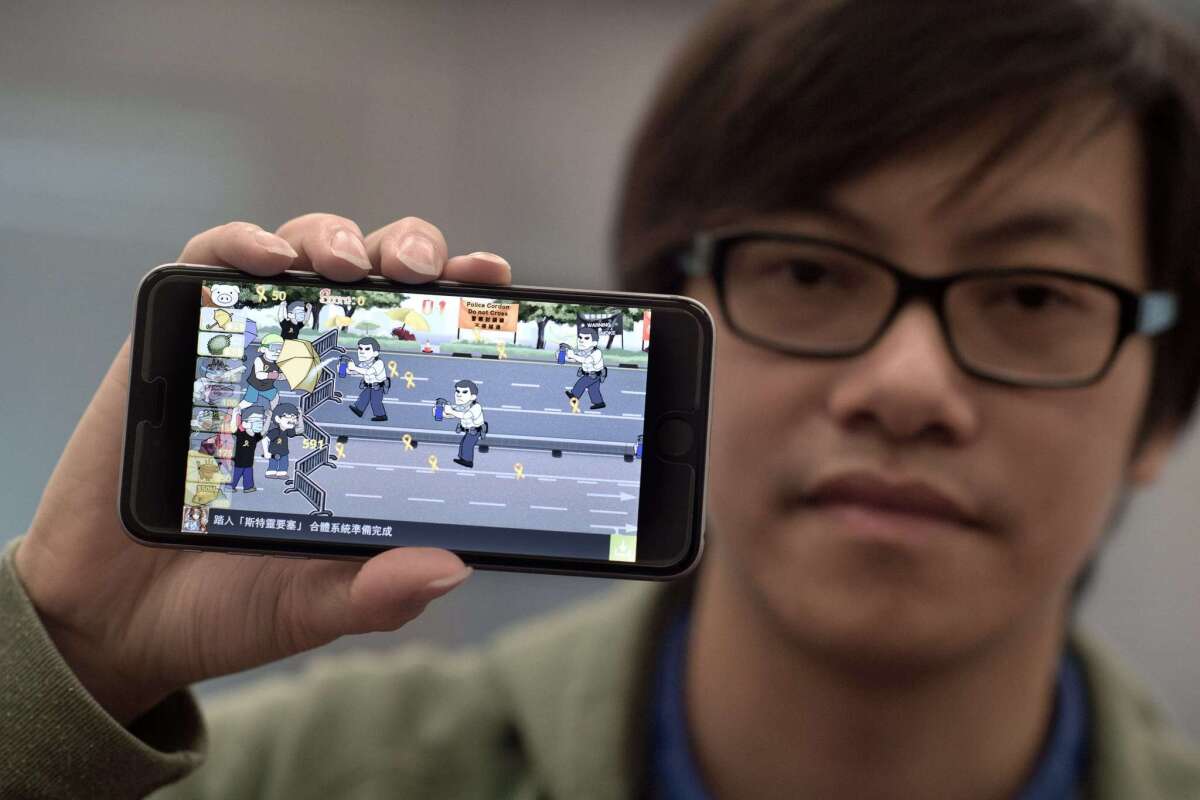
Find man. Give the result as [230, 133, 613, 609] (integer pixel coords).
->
[439, 379, 486, 468]
[277, 299, 311, 340]
[345, 336, 389, 422]
[237, 333, 284, 419]
[229, 407, 267, 493]
[562, 327, 606, 410]
[264, 402, 302, 479]
[5, 2, 1200, 799]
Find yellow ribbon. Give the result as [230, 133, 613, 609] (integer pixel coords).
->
[427, 454, 439, 471]
[513, 463, 525, 479]
[403, 370, 415, 389]
[335, 442, 346, 460]
[388, 360, 399, 378]
[570, 396, 581, 414]
[402, 434, 414, 451]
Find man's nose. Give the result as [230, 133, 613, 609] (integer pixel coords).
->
[826, 303, 979, 444]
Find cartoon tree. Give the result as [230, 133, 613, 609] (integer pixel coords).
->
[356, 320, 381, 337]
[517, 302, 582, 349]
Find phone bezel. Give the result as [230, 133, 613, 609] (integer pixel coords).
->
[119, 264, 712, 580]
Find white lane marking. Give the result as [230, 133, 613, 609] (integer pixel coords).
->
[537, 477, 557, 482]
[327, 397, 638, 420]
[417, 469, 435, 474]
[329, 423, 636, 447]
[346, 493, 382, 498]
[511, 383, 540, 388]
[587, 491, 637, 502]
[577, 480, 598, 485]
[618, 482, 639, 487]
[621, 413, 641, 418]
[591, 523, 637, 533]
[340, 465, 355, 469]
[455, 471, 477, 476]
[531, 505, 567, 511]
[408, 497, 444, 503]
[590, 509, 629, 516]
[452, 378, 484, 384]
[621, 390, 646, 396]
[470, 501, 506, 507]
[336, 459, 638, 485]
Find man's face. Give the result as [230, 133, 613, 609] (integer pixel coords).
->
[246, 415, 265, 434]
[275, 413, 298, 431]
[289, 306, 306, 322]
[357, 344, 377, 363]
[454, 386, 474, 405]
[263, 345, 282, 362]
[692, 102, 1175, 665]
[577, 333, 595, 351]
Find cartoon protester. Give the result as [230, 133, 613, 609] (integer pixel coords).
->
[435, 380, 486, 468]
[344, 337, 389, 422]
[230, 407, 268, 492]
[277, 299, 313, 340]
[265, 402, 303, 479]
[238, 333, 285, 419]
[560, 326, 607, 410]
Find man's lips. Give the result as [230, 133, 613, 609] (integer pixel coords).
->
[802, 470, 983, 532]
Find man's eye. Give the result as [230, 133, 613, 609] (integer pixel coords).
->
[786, 260, 830, 285]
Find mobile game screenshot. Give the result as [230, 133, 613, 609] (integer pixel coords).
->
[183, 280, 651, 562]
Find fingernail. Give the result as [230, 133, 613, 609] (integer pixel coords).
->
[253, 231, 298, 259]
[397, 234, 440, 276]
[423, 566, 472, 595]
[467, 251, 511, 269]
[330, 229, 372, 271]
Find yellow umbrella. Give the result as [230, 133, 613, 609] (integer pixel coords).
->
[274, 339, 323, 391]
[386, 307, 431, 332]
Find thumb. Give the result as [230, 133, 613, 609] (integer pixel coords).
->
[290, 548, 471, 643]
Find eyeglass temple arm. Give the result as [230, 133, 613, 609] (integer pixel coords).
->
[1138, 292, 1177, 335]
[678, 232, 714, 278]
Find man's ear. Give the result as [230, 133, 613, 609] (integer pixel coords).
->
[1128, 424, 1181, 486]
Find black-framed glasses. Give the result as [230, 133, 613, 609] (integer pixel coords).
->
[681, 230, 1178, 389]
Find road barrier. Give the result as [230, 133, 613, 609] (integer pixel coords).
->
[284, 331, 345, 514]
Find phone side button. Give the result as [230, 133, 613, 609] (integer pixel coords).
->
[655, 417, 694, 459]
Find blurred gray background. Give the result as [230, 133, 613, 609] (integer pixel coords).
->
[2, 0, 1197, 738]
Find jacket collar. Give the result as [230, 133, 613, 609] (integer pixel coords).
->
[486, 580, 1200, 800]
[488, 579, 686, 800]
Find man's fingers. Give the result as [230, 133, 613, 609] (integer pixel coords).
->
[364, 216, 450, 283]
[178, 222, 298, 275]
[276, 213, 372, 282]
[298, 548, 471, 639]
[443, 252, 512, 285]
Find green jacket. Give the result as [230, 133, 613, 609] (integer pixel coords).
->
[2, 537, 1199, 799]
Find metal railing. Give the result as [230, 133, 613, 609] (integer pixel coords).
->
[283, 330, 345, 514]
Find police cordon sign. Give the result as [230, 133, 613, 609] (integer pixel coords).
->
[458, 300, 520, 342]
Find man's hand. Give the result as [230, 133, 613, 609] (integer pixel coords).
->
[14, 214, 512, 725]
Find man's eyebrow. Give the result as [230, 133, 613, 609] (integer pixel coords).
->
[958, 207, 1116, 251]
[799, 198, 883, 242]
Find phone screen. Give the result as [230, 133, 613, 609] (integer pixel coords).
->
[181, 278, 650, 563]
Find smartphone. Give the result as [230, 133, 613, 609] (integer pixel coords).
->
[119, 264, 713, 579]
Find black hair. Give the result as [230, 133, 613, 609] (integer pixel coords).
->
[358, 337, 381, 352]
[578, 327, 598, 340]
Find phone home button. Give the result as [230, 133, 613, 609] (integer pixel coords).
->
[655, 416, 693, 459]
